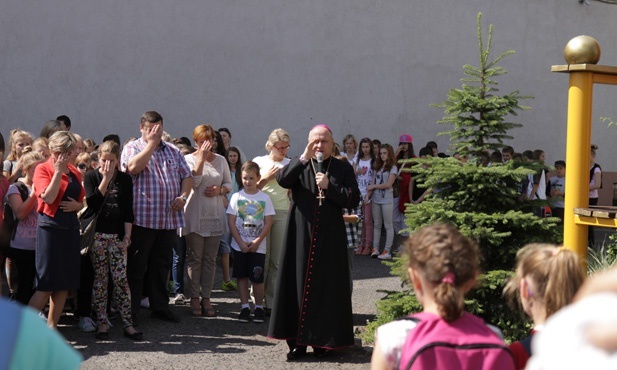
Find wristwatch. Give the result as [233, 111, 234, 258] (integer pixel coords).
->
[180, 195, 187, 202]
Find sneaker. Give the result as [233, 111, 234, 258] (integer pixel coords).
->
[78, 316, 96, 332]
[394, 245, 404, 255]
[238, 308, 251, 323]
[371, 249, 379, 258]
[378, 251, 392, 260]
[221, 280, 238, 291]
[253, 308, 266, 323]
[171, 293, 187, 305]
[140, 297, 150, 309]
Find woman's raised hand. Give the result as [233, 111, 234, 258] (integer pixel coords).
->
[100, 159, 114, 180]
[197, 140, 212, 161]
[54, 152, 69, 173]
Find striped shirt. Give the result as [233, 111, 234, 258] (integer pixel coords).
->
[121, 139, 191, 230]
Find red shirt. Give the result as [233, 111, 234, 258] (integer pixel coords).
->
[33, 158, 84, 217]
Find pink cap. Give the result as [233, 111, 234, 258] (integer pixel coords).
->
[399, 134, 413, 143]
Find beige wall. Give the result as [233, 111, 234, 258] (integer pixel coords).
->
[1, 0, 617, 167]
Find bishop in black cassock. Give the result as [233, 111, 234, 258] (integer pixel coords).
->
[267, 125, 360, 359]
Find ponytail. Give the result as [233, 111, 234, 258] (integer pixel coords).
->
[406, 223, 480, 322]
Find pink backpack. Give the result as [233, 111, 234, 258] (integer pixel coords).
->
[398, 312, 515, 370]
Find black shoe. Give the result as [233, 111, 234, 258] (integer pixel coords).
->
[95, 330, 109, 340]
[286, 346, 307, 360]
[238, 308, 251, 323]
[151, 310, 181, 323]
[253, 308, 265, 323]
[313, 347, 331, 358]
[124, 329, 144, 341]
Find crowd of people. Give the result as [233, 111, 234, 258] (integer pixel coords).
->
[0, 112, 612, 368]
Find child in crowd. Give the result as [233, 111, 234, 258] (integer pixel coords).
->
[371, 223, 514, 370]
[83, 138, 96, 154]
[368, 144, 397, 260]
[31, 137, 51, 160]
[3, 129, 33, 183]
[227, 161, 274, 323]
[83, 140, 141, 340]
[547, 160, 565, 222]
[6, 149, 45, 305]
[354, 137, 375, 256]
[219, 146, 243, 292]
[504, 244, 585, 369]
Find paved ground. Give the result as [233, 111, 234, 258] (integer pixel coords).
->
[58, 254, 403, 369]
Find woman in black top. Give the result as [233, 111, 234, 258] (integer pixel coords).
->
[83, 141, 141, 340]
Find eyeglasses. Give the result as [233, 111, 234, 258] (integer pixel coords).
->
[275, 145, 290, 151]
[77, 163, 88, 170]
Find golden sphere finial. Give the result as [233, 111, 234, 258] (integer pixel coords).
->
[564, 35, 601, 65]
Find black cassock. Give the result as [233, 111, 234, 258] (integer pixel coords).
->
[267, 156, 360, 349]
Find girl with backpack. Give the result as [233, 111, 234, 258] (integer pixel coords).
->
[371, 223, 515, 370]
[503, 244, 586, 369]
[5, 149, 45, 305]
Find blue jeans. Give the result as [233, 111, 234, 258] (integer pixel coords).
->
[172, 236, 186, 295]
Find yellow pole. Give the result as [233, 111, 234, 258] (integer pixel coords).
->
[563, 71, 593, 262]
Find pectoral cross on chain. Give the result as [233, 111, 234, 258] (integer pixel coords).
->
[317, 189, 325, 206]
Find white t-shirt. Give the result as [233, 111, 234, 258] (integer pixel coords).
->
[226, 189, 275, 254]
[356, 157, 374, 197]
[589, 165, 601, 199]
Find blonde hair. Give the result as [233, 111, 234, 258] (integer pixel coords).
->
[504, 244, 586, 319]
[31, 138, 50, 159]
[48, 131, 77, 154]
[18, 148, 44, 171]
[6, 129, 33, 161]
[406, 223, 480, 322]
[76, 152, 91, 166]
[98, 140, 120, 159]
[265, 128, 290, 152]
[83, 138, 96, 152]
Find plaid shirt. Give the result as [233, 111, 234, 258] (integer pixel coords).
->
[121, 138, 191, 230]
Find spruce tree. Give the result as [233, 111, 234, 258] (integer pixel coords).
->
[363, 13, 561, 343]
[405, 13, 560, 270]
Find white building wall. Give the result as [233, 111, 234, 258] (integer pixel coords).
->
[1, 0, 616, 168]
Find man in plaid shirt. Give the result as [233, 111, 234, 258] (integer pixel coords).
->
[121, 111, 192, 324]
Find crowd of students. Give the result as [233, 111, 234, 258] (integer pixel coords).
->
[0, 115, 612, 368]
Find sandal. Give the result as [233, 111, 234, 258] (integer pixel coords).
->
[190, 298, 202, 317]
[201, 299, 217, 317]
[96, 323, 109, 340]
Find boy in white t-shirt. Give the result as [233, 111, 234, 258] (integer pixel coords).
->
[227, 161, 274, 323]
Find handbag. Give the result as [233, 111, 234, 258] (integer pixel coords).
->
[79, 175, 114, 255]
